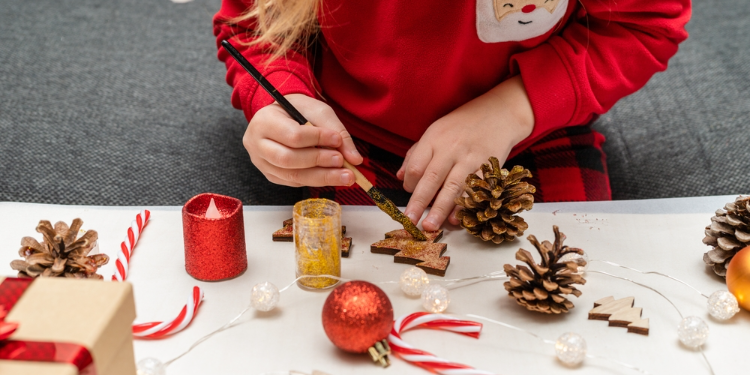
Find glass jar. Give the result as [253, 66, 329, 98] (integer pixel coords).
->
[293, 199, 341, 289]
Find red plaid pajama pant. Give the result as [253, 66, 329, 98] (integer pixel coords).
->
[308, 126, 611, 205]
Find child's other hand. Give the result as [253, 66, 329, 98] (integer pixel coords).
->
[243, 94, 363, 187]
[397, 76, 535, 231]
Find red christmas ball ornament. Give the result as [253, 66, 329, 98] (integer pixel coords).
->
[322, 280, 394, 353]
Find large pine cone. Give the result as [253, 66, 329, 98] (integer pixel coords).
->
[10, 219, 109, 279]
[503, 226, 586, 314]
[454, 157, 535, 244]
[703, 196, 750, 278]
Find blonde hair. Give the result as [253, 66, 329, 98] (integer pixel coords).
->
[230, 0, 321, 62]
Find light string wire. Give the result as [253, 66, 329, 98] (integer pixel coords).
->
[586, 270, 716, 375]
[467, 314, 653, 375]
[164, 271, 507, 368]
[160, 264, 717, 374]
[590, 259, 709, 299]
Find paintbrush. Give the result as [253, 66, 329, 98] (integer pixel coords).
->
[221, 40, 427, 241]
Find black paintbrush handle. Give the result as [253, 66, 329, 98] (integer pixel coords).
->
[221, 40, 308, 125]
[221, 40, 427, 241]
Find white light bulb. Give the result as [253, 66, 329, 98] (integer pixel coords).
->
[400, 267, 430, 297]
[707, 290, 739, 321]
[137, 358, 166, 375]
[559, 251, 589, 275]
[677, 316, 709, 348]
[251, 281, 280, 312]
[421, 284, 450, 313]
[555, 332, 586, 366]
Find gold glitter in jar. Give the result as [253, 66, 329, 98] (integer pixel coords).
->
[294, 199, 342, 289]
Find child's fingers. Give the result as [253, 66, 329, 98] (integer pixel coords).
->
[401, 144, 433, 193]
[254, 157, 354, 187]
[397, 144, 417, 181]
[448, 206, 462, 226]
[287, 95, 363, 165]
[421, 168, 466, 231]
[262, 118, 343, 149]
[403, 156, 451, 226]
[257, 139, 344, 169]
[265, 172, 304, 188]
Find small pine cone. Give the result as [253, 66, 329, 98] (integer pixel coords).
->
[454, 157, 535, 244]
[703, 195, 750, 278]
[503, 226, 586, 314]
[10, 219, 109, 279]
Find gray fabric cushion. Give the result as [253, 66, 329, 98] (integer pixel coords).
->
[0, 0, 747, 206]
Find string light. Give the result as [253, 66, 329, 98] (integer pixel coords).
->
[399, 267, 430, 296]
[555, 332, 587, 366]
[677, 316, 710, 349]
[251, 281, 280, 312]
[421, 284, 450, 313]
[707, 290, 739, 321]
[137, 256, 732, 375]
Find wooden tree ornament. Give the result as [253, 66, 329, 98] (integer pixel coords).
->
[588, 296, 649, 335]
[371, 229, 450, 276]
[272, 219, 352, 257]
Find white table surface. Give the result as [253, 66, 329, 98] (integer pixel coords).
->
[0, 196, 746, 375]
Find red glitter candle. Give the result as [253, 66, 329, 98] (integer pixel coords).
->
[182, 193, 247, 281]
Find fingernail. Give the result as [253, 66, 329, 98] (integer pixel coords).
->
[331, 154, 342, 166]
[350, 150, 362, 159]
[423, 217, 438, 229]
[406, 212, 418, 224]
[341, 172, 353, 185]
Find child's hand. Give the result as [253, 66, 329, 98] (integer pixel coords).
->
[397, 76, 535, 231]
[243, 94, 363, 187]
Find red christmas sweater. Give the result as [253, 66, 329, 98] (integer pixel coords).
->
[213, 0, 691, 158]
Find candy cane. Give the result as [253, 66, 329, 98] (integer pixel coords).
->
[388, 312, 494, 375]
[112, 210, 150, 282]
[132, 286, 204, 339]
[112, 210, 204, 339]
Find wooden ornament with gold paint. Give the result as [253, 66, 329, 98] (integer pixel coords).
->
[726, 246, 750, 310]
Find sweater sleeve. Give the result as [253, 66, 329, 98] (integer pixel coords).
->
[510, 0, 691, 149]
[213, 0, 317, 122]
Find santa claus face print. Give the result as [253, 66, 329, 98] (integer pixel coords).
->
[476, 0, 569, 43]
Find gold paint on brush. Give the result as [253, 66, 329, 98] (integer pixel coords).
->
[367, 187, 427, 241]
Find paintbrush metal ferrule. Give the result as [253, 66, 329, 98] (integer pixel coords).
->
[367, 187, 427, 241]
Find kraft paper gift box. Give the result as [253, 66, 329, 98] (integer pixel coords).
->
[0, 277, 136, 375]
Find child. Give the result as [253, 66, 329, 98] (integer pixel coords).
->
[213, 0, 691, 231]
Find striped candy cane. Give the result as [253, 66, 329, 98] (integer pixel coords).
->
[132, 286, 204, 339]
[112, 210, 204, 339]
[112, 210, 150, 282]
[388, 312, 494, 375]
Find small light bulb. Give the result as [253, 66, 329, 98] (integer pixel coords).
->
[559, 252, 589, 275]
[251, 281, 280, 312]
[421, 284, 450, 313]
[400, 267, 430, 297]
[555, 332, 586, 366]
[707, 290, 739, 321]
[677, 316, 709, 349]
[137, 358, 166, 375]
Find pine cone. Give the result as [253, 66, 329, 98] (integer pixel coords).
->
[454, 157, 535, 244]
[503, 226, 586, 314]
[703, 195, 750, 278]
[10, 219, 109, 279]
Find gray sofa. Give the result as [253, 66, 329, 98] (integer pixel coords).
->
[1, 0, 747, 205]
